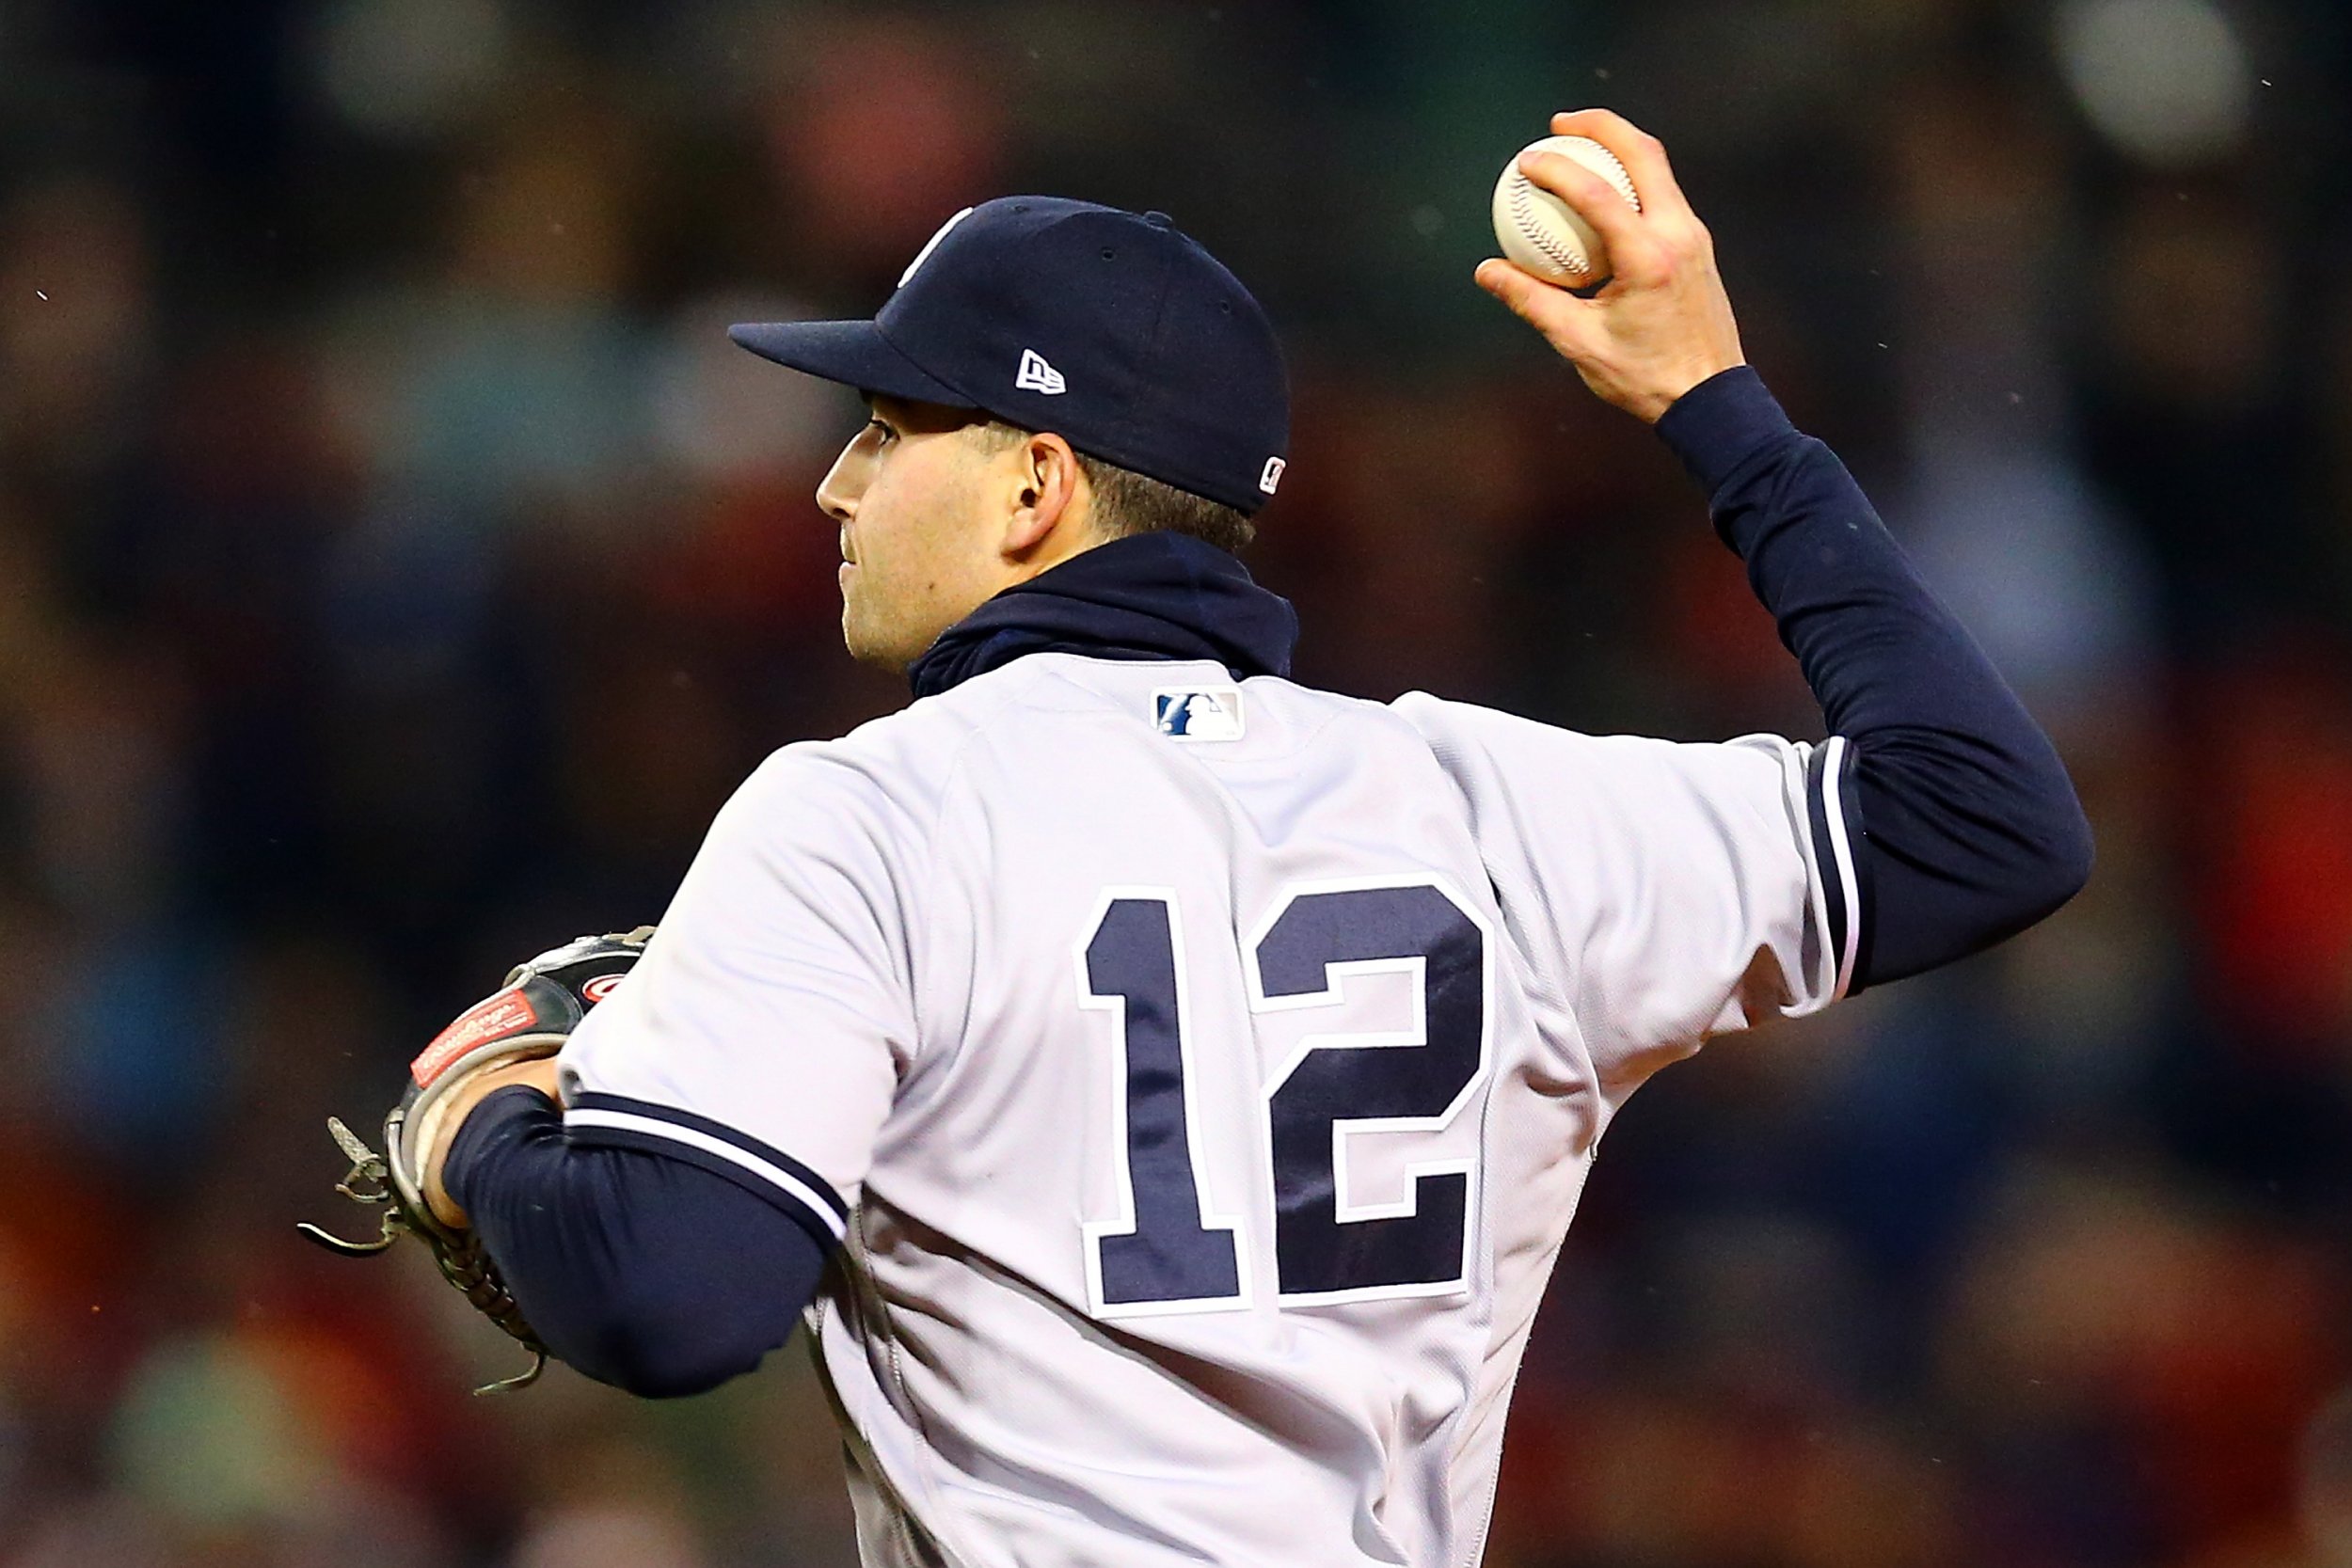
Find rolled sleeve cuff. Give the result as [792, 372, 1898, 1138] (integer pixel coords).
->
[1654, 366, 1800, 499]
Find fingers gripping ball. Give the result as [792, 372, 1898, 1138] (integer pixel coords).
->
[1490, 135, 1642, 289]
[298, 926, 655, 1394]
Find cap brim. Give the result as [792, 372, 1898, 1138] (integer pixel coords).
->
[726, 319, 974, 408]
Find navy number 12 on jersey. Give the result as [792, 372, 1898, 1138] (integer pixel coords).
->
[1077, 879, 1493, 1314]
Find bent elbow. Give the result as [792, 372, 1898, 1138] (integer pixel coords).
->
[560, 1293, 788, 1401]
[463, 1132, 828, 1400]
[1845, 738, 2096, 987]
[584, 1325, 774, 1402]
[2046, 794, 2095, 911]
[606, 1352, 762, 1402]
[2015, 760, 2095, 925]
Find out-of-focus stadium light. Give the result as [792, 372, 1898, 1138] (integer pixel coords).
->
[2053, 0, 2253, 166]
[313, 0, 514, 140]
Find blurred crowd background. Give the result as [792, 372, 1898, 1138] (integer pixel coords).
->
[2, 0, 2349, 1564]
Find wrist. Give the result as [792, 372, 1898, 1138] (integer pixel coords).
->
[1634, 356, 1748, 425]
[423, 1059, 563, 1227]
[1651, 365, 1794, 498]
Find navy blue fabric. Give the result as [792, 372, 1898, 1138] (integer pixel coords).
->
[1656, 367, 2093, 986]
[445, 1086, 826, 1400]
[907, 531, 1299, 699]
[730, 197, 1291, 514]
[563, 1088, 849, 1251]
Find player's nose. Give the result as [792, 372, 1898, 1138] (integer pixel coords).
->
[815, 447, 858, 524]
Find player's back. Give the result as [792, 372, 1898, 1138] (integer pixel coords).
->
[813, 653, 1626, 1568]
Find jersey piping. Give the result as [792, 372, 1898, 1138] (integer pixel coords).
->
[566, 1090, 850, 1247]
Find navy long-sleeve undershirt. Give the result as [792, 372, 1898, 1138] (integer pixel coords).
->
[1654, 366, 2093, 987]
[445, 1085, 829, 1399]
[443, 366, 2091, 1400]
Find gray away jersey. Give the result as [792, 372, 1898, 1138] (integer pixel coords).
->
[558, 654, 1858, 1568]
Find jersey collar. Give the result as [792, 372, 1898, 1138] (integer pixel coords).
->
[907, 533, 1298, 700]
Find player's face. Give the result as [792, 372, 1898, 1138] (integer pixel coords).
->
[816, 396, 1005, 672]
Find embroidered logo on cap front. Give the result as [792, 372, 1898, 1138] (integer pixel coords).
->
[1015, 348, 1068, 395]
[1153, 686, 1246, 742]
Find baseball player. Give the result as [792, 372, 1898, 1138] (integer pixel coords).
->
[385, 112, 2090, 1566]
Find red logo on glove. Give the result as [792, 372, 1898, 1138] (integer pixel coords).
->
[581, 974, 625, 1004]
[411, 987, 539, 1088]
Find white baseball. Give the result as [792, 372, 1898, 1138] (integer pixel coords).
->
[1490, 135, 1642, 289]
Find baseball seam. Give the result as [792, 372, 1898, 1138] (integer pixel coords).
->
[1508, 176, 1587, 276]
[1507, 142, 1640, 280]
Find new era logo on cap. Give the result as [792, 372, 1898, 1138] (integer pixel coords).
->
[1015, 348, 1067, 395]
[1259, 456, 1286, 495]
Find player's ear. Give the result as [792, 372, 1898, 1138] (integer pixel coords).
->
[999, 430, 1085, 560]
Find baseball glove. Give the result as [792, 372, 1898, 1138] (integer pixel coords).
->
[298, 926, 655, 1393]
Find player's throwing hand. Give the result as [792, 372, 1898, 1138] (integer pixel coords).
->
[1477, 109, 1746, 423]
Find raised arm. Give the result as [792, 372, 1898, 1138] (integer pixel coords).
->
[1477, 109, 2090, 989]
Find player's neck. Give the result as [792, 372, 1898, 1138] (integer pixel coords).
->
[907, 532, 1296, 700]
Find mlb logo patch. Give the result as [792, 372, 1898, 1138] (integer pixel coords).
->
[1152, 686, 1245, 742]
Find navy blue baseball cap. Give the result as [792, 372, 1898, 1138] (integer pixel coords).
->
[729, 198, 1290, 515]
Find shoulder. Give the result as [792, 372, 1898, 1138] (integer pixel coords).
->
[1390, 689, 1634, 755]
[707, 662, 1083, 861]
[1387, 689, 1619, 777]
[708, 717, 965, 875]
[1390, 690, 1804, 814]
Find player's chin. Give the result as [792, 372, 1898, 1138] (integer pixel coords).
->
[839, 599, 914, 674]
